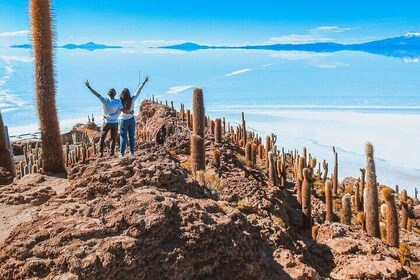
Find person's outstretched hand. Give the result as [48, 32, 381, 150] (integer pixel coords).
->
[143, 76, 149, 84]
[85, 80, 90, 88]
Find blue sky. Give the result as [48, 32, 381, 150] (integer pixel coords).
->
[1, 0, 420, 46]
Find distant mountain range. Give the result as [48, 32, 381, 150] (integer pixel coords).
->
[10, 42, 122, 51]
[159, 33, 420, 59]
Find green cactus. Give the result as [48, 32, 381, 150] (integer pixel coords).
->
[30, 0, 65, 172]
[364, 142, 380, 239]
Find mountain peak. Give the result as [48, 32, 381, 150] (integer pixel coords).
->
[405, 32, 420, 38]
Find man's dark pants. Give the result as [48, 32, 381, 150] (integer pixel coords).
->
[100, 123, 118, 156]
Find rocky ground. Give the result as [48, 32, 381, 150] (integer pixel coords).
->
[0, 100, 418, 279]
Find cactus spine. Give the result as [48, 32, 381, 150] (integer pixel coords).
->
[364, 142, 380, 239]
[0, 112, 16, 177]
[341, 194, 352, 225]
[382, 187, 399, 247]
[30, 0, 65, 173]
[325, 180, 333, 222]
[301, 168, 312, 229]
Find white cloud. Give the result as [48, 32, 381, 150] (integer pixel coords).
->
[261, 63, 275, 67]
[0, 63, 26, 111]
[142, 39, 185, 46]
[269, 34, 332, 44]
[270, 51, 348, 69]
[403, 57, 419, 63]
[167, 85, 194, 94]
[310, 26, 352, 33]
[225, 68, 252, 77]
[0, 55, 32, 63]
[269, 51, 330, 61]
[268, 25, 352, 44]
[0, 30, 30, 37]
[315, 62, 349, 69]
[121, 40, 136, 47]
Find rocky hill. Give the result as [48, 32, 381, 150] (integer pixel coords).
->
[0, 100, 418, 279]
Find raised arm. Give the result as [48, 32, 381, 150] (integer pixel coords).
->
[133, 76, 149, 99]
[85, 80, 102, 99]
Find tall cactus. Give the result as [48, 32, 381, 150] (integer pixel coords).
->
[364, 142, 380, 238]
[355, 181, 361, 211]
[302, 168, 312, 229]
[359, 168, 366, 210]
[241, 112, 246, 147]
[265, 136, 271, 171]
[400, 190, 408, 230]
[0, 112, 16, 177]
[245, 142, 252, 163]
[296, 156, 305, 205]
[382, 187, 399, 247]
[190, 88, 206, 174]
[341, 194, 352, 225]
[322, 159, 328, 182]
[332, 147, 338, 195]
[214, 118, 222, 144]
[325, 180, 333, 222]
[191, 134, 205, 174]
[192, 88, 205, 137]
[268, 151, 277, 186]
[30, 0, 65, 172]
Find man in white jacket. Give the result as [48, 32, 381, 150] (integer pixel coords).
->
[85, 80, 123, 157]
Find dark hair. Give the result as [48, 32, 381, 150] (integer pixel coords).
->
[108, 88, 116, 98]
[120, 88, 132, 111]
